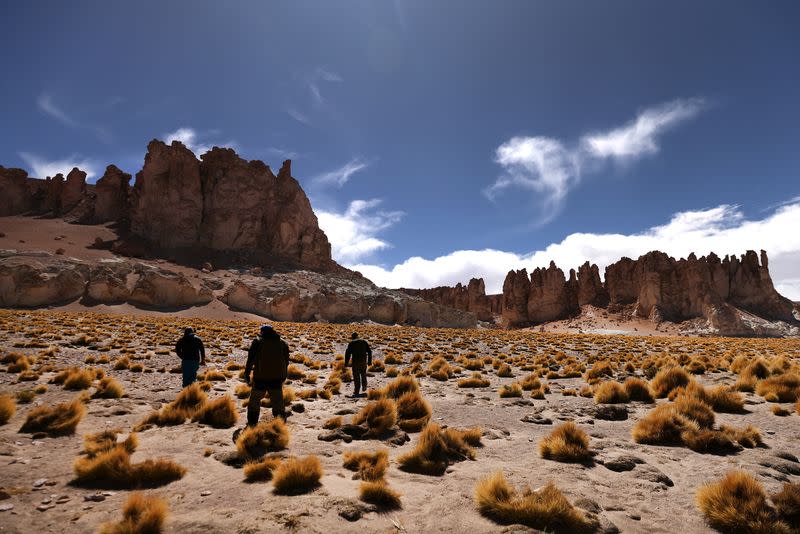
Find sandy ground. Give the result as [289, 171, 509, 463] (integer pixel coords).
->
[0, 310, 798, 533]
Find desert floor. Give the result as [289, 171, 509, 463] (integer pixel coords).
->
[0, 309, 799, 533]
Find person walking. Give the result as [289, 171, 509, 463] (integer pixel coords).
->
[344, 332, 372, 398]
[175, 327, 205, 388]
[243, 325, 290, 426]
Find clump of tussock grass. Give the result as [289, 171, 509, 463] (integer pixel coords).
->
[83, 429, 138, 458]
[428, 356, 454, 381]
[397, 422, 481, 476]
[593, 381, 629, 404]
[632, 404, 694, 445]
[457, 372, 490, 388]
[113, 357, 130, 370]
[16, 390, 35, 403]
[352, 398, 397, 436]
[772, 405, 791, 416]
[474, 471, 596, 533]
[680, 381, 744, 413]
[650, 366, 691, 398]
[243, 456, 283, 482]
[379, 376, 420, 399]
[272, 455, 323, 495]
[756, 373, 800, 403]
[4, 353, 30, 373]
[499, 383, 523, 398]
[673, 394, 715, 428]
[0, 394, 16, 425]
[322, 416, 342, 429]
[696, 471, 793, 533]
[359, 480, 402, 509]
[93, 377, 125, 399]
[395, 391, 432, 432]
[771, 483, 800, 526]
[343, 449, 389, 481]
[234, 383, 251, 399]
[539, 422, 593, 463]
[520, 373, 542, 391]
[584, 361, 613, 383]
[236, 419, 289, 459]
[99, 492, 168, 534]
[496, 363, 513, 378]
[73, 443, 186, 489]
[191, 395, 238, 428]
[719, 424, 763, 448]
[19, 395, 86, 436]
[681, 428, 740, 455]
[623, 377, 654, 402]
[135, 383, 207, 429]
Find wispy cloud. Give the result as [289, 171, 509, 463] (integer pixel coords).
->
[266, 147, 298, 160]
[487, 98, 707, 223]
[350, 200, 800, 301]
[313, 158, 369, 187]
[286, 108, 311, 125]
[162, 127, 235, 156]
[19, 152, 100, 180]
[37, 93, 77, 126]
[308, 67, 343, 106]
[317, 199, 404, 263]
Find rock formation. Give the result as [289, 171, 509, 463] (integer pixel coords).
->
[400, 278, 501, 321]
[0, 167, 32, 216]
[92, 165, 131, 223]
[128, 141, 334, 270]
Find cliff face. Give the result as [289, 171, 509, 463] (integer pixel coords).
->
[401, 278, 501, 322]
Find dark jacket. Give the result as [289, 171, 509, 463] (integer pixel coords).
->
[245, 330, 290, 385]
[345, 338, 372, 368]
[175, 334, 205, 362]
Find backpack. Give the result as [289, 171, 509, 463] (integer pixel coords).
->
[252, 336, 288, 382]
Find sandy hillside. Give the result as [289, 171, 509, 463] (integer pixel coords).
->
[0, 309, 798, 533]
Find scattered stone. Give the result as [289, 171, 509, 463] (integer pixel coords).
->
[638, 466, 673, 487]
[33, 479, 47, 488]
[520, 414, 552, 425]
[334, 408, 356, 416]
[574, 498, 602, 514]
[291, 403, 305, 413]
[213, 451, 246, 468]
[36, 504, 55, 511]
[200, 491, 211, 497]
[84, 493, 105, 502]
[318, 430, 352, 443]
[774, 451, 798, 463]
[0, 504, 13, 512]
[593, 405, 628, 421]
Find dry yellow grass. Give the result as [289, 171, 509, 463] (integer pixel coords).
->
[272, 455, 323, 495]
[83, 429, 138, 458]
[93, 377, 125, 399]
[236, 419, 290, 459]
[457, 372, 490, 388]
[322, 416, 342, 429]
[243, 456, 283, 482]
[395, 391, 432, 432]
[771, 482, 800, 526]
[499, 383, 523, 398]
[696, 471, 791, 533]
[756, 373, 800, 402]
[593, 381, 629, 404]
[191, 395, 238, 428]
[623, 377, 654, 402]
[632, 404, 693, 445]
[99, 492, 168, 534]
[73, 446, 186, 489]
[0, 393, 16, 425]
[343, 449, 389, 481]
[474, 472, 596, 533]
[539, 422, 592, 463]
[673, 395, 715, 428]
[352, 398, 397, 435]
[136, 383, 208, 429]
[19, 395, 85, 436]
[650, 366, 691, 398]
[397, 423, 479, 475]
[359, 480, 402, 509]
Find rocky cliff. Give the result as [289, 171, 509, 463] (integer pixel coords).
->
[400, 278, 501, 322]
[497, 250, 796, 335]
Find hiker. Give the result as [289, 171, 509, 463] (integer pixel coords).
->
[344, 332, 372, 398]
[175, 327, 205, 388]
[243, 325, 290, 426]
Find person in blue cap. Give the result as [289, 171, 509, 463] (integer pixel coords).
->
[175, 326, 205, 388]
[243, 325, 290, 426]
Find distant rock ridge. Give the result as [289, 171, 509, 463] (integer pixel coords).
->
[403, 250, 797, 336]
[1, 140, 336, 272]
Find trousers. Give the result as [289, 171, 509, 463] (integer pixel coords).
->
[353, 364, 368, 394]
[247, 382, 285, 426]
[181, 360, 200, 388]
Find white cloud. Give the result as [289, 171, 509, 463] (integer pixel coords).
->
[316, 68, 343, 82]
[317, 199, 404, 263]
[313, 158, 369, 187]
[19, 152, 100, 180]
[287, 108, 311, 125]
[163, 127, 213, 156]
[348, 201, 800, 301]
[488, 98, 706, 223]
[36, 93, 77, 126]
[582, 98, 705, 160]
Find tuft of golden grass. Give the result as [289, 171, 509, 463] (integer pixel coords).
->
[19, 395, 85, 436]
[236, 419, 290, 459]
[496, 363, 513, 378]
[73, 446, 186, 489]
[719, 424, 763, 448]
[632, 404, 693, 445]
[696, 471, 791, 533]
[99, 492, 168, 534]
[539, 422, 592, 463]
[359, 480, 402, 509]
[457, 372, 490, 388]
[322, 416, 342, 429]
[474, 472, 596, 533]
[395, 391, 432, 432]
[520, 374, 542, 391]
[593, 381, 629, 404]
[343, 449, 389, 481]
[83, 429, 138, 458]
[771, 483, 800, 526]
[93, 377, 125, 399]
[234, 383, 251, 399]
[756, 373, 800, 403]
[352, 398, 397, 435]
[397, 423, 480, 476]
[681, 428, 740, 454]
[499, 383, 523, 398]
[272, 455, 323, 495]
[191, 395, 238, 428]
[64, 368, 95, 390]
[243, 456, 283, 482]
[135, 383, 208, 429]
[650, 366, 691, 398]
[674, 395, 715, 428]
[623, 377, 654, 402]
[0, 393, 16, 425]
[772, 405, 791, 416]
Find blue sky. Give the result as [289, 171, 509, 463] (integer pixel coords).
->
[2, 1, 799, 298]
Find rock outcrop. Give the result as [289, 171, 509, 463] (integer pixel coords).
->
[0, 167, 33, 216]
[128, 141, 334, 270]
[92, 165, 131, 223]
[497, 249, 797, 335]
[400, 278, 501, 321]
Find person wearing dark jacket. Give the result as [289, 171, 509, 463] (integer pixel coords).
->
[175, 327, 205, 388]
[344, 332, 372, 398]
[244, 325, 290, 426]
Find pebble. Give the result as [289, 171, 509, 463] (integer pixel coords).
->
[84, 494, 105, 502]
[200, 491, 211, 496]
[36, 504, 55, 511]
[33, 479, 47, 488]
[0, 504, 13, 512]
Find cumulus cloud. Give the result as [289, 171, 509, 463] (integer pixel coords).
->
[162, 127, 235, 156]
[313, 158, 369, 187]
[348, 201, 800, 301]
[488, 98, 706, 223]
[19, 152, 100, 180]
[317, 199, 404, 263]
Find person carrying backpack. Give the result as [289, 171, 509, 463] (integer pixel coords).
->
[175, 327, 205, 388]
[243, 325, 290, 426]
[344, 332, 372, 398]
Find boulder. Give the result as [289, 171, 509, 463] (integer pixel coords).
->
[0, 251, 88, 306]
[128, 268, 213, 308]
